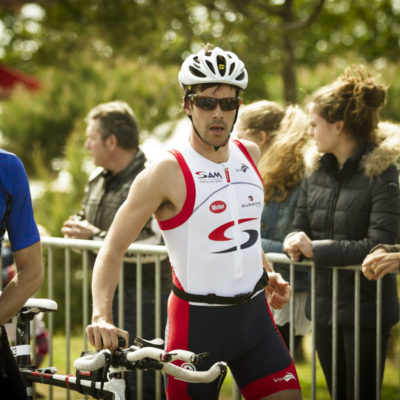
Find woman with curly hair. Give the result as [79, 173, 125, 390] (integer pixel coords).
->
[236, 100, 311, 352]
[284, 65, 400, 399]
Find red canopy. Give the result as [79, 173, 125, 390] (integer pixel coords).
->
[0, 64, 41, 92]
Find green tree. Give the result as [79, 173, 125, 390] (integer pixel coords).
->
[0, 55, 181, 173]
[1, 0, 400, 172]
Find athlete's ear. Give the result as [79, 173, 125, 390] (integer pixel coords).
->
[239, 98, 243, 107]
[183, 97, 192, 116]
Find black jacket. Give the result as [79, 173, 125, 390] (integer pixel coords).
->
[291, 124, 400, 328]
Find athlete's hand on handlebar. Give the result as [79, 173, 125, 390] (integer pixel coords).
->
[265, 272, 292, 310]
[86, 320, 129, 351]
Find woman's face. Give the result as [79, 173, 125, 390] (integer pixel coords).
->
[308, 107, 341, 154]
[235, 123, 270, 153]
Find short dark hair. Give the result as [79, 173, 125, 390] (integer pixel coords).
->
[86, 101, 139, 149]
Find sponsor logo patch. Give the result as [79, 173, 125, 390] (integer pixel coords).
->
[241, 194, 262, 208]
[273, 372, 297, 383]
[210, 201, 227, 214]
[236, 163, 249, 173]
[208, 218, 258, 253]
[195, 171, 223, 183]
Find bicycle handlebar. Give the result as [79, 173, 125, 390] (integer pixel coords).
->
[73, 347, 226, 384]
[126, 346, 208, 364]
[73, 350, 109, 371]
[161, 361, 226, 383]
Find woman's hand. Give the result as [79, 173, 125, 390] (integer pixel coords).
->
[283, 231, 313, 261]
[362, 248, 400, 280]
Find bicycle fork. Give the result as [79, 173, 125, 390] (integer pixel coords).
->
[103, 366, 126, 400]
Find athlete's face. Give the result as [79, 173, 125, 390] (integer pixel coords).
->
[186, 85, 239, 149]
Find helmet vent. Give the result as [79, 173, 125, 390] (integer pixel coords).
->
[217, 55, 226, 76]
[189, 66, 206, 78]
[236, 72, 245, 81]
[205, 60, 215, 74]
[229, 64, 235, 75]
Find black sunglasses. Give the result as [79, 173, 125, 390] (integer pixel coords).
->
[188, 94, 241, 111]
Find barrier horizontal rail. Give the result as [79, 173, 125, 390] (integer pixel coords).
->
[40, 236, 169, 256]
[19, 239, 399, 400]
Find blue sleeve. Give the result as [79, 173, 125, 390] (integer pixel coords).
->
[3, 153, 40, 251]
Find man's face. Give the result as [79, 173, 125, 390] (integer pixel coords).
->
[186, 84, 239, 149]
[85, 119, 109, 167]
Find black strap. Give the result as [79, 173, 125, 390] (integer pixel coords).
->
[172, 270, 269, 305]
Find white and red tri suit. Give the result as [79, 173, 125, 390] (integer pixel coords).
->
[158, 139, 264, 299]
[157, 139, 300, 400]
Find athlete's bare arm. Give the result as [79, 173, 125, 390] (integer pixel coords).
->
[0, 242, 43, 325]
[87, 154, 185, 350]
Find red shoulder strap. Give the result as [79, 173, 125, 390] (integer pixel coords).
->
[157, 149, 196, 231]
[232, 139, 263, 183]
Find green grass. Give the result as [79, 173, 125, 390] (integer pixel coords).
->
[34, 333, 400, 400]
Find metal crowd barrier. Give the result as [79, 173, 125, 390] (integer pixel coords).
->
[25, 238, 400, 400]
[40, 236, 168, 400]
[231, 253, 400, 400]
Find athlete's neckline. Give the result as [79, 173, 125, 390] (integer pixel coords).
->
[186, 141, 233, 166]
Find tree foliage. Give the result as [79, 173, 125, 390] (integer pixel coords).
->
[0, 54, 181, 172]
[1, 0, 399, 174]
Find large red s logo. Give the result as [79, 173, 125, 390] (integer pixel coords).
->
[208, 218, 258, 253]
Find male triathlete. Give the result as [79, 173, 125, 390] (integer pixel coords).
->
[0, 149, 44, 399]
[87, 44, 302, 400]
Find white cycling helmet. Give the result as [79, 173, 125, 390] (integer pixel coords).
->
[178, 46, 248, 90]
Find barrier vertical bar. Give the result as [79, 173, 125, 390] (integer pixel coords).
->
[47, 246, 54, 400]
[376, 278, 382, 400]
[354, 270, 361, 400]
[289, 262, 295, 357]
[136, 256, 143, 400]
[65, 248, 71, 400]
[82, 250, 89, 352]
[81, 251, 89, 400]
[119, 263, 124, 331]
[332, 269, 338, 400]
[311, 262, 316, 400]
[155, 256, 162, 400]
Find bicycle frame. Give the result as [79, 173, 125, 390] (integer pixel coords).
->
[20, 367, 125, 400]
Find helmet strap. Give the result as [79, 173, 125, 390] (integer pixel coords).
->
[190, 115, 224, 151]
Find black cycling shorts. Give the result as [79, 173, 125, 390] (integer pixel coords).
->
[165, 291, 301, 400]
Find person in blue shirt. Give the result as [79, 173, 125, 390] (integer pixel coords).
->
[236, 100, 311, 351]
[0, 149, 44, 399]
